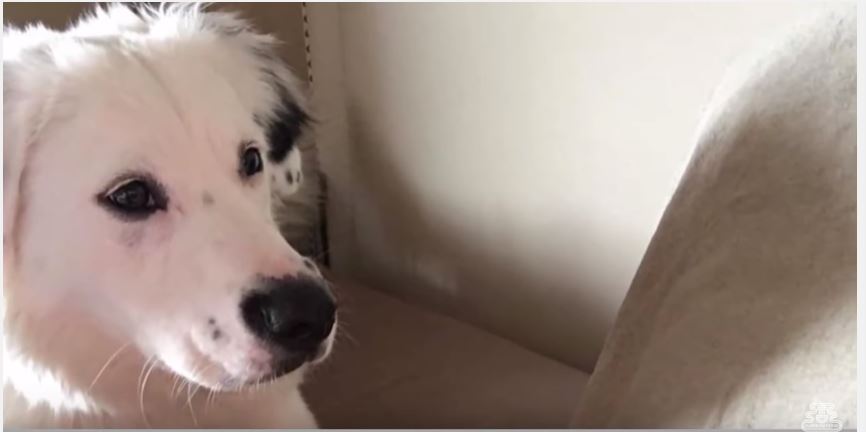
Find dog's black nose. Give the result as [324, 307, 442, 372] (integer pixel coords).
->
[240, 276, 336, 353]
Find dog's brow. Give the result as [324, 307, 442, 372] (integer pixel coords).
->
[238, 140, 256, 155]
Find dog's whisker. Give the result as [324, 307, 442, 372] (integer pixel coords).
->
[171, 374, 182, 399]
[170, 371, 185, 400]
[182, 380, 191, 401]
[191, 383, 207, 426]
[187, 363, 218, 413]
[172, 379, 184, 400]
[335, 321, 360, 348]
[173, 370, 193, 402]
[177, 361, 199, 402]
[137, 356, 157, 428]
[187, 383, 200, 427]
[136, 356, 153, 404]
[206, 387, 218, 411]
[184, 361, 217, 427]
[87, 342, 132, 391]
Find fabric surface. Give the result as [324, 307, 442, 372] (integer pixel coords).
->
[573, 5, 856, 428]
[302, 276, 588, 428]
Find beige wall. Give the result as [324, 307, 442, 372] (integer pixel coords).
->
[308, 3, 826, 371]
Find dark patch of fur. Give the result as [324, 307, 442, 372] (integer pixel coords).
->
[259, 70, 310, 163]
[253, 113, 268, 128]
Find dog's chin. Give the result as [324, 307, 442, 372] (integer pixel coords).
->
[172, 362, 303, 393]
[181, 337, 334, 392]
[213, 365, 305, 391]
[163, 325, 336, 392]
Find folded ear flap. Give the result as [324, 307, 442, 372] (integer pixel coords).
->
[3, 56, 53, 267]
[5, 63, 30, 263]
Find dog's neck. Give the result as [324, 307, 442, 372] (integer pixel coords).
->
[3, 297, 314, 428]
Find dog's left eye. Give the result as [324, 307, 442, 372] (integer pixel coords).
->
[241, 147, 264, 178]
[99, 177, 167, 221]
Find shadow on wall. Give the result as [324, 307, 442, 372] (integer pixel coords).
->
[343, 100, 644, 372]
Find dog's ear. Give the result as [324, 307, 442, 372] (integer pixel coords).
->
[4, 62, 33, 260]
[260, 68, 311, 168]
[3, 39, 57, 263]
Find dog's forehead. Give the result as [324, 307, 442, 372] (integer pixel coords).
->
[116, 45, 263, 136]
[57, 42, 268, 165]
[24, 50, 269, 203]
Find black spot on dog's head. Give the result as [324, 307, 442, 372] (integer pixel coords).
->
[286, 171, 294, 185]
[259, 71, 310, 164]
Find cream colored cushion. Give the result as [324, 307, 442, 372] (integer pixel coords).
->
[303, 278, 588, 428]
[573, 6, 855, 428]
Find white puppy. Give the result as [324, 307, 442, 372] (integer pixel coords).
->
[3, 4, 335, 428]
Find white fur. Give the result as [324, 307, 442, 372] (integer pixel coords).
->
[3, 4, 331, 428]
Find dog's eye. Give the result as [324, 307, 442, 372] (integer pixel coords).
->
[241, 147, 264, 178]
[99, 178, 166, 220]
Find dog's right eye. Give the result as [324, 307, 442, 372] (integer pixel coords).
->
[240, 146, 264, 178]
[99, 177, 167, 220]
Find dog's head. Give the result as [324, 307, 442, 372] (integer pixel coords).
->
[3, 4, 334, 391]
